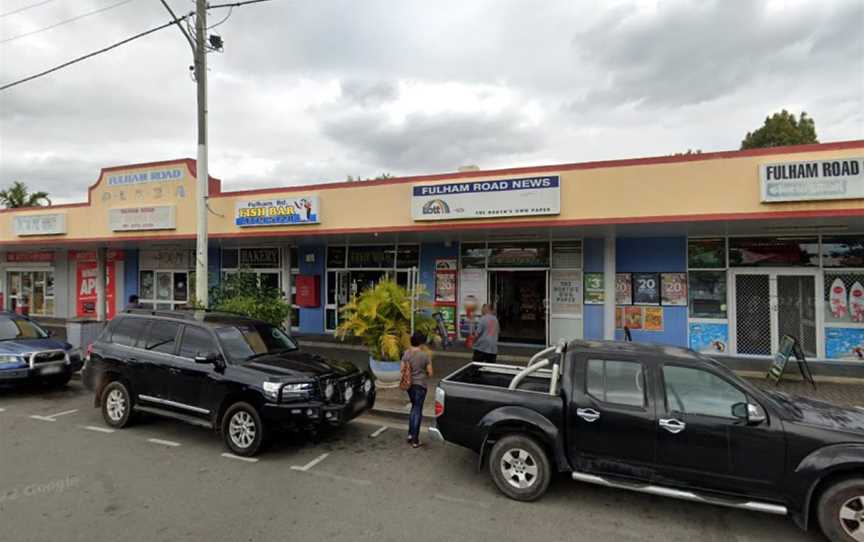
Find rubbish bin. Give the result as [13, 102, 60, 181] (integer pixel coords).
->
[66, 319, 106, 350]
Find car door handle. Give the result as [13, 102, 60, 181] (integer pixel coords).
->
[659, 418, 686, 434]
[168, 368, 181, 375]
[577, 408, 600, 423]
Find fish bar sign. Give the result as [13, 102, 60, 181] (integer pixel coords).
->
[760, 157, 864, 202]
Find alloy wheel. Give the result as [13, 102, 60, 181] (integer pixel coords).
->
[500, 448, 538, 489]
[228, 411, 256, 450]
[105, 389, 126, 422]
[839, 496, 864, 542]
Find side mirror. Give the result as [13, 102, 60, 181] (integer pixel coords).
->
[731, 402, 766, 425]
[194, 352, 223, 366]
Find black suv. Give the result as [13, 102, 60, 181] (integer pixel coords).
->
[82, 309, 375, 456]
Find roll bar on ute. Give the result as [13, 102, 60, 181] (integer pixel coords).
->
[508, 339, 567, 395]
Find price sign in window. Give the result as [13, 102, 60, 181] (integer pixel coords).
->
[661, 273, 688, 306]
[632, 273, 660, 305]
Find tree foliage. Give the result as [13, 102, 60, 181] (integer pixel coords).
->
[208, 271, 292, 327]
[0, 181, 51, 208]
[741, 110, 818, 150]
[335, 279, 439, 361]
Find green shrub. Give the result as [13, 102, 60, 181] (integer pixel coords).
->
[208, 270, 292, 327]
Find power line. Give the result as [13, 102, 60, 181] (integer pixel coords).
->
[0, 15, 187, 91]
[0, 0, 137, 45]
[0, 0, 55, 19]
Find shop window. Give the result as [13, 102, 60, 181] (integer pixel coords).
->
[551, 241, 582, 269]
[688, 238, 725, 269]
[729, 237, 819, 267]
[327, 246, 347, 268]
[460, 243, 487, 269]
[487, 242, 549, 268]
[822, 236, 864, 268]
[824, 272, 864, 324]
[688, 271, 727, 319]
[347, 245, 393, 268]
[222, 249, 239, 269]
[395, 245, 420, 268]
[5, 270, 55, 316]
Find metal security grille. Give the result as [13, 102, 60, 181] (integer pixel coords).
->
[777, 276, 817, 358]
[735, 275, 771, 356]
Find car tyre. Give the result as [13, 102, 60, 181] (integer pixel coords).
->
[818, 477, 864, 542]
[101, 381, 133, 428]
[222, 402, 266, 457]
[489, 434, 551, 502]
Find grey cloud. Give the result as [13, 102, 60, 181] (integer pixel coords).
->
[321, 109, 544, 172]
[339, 79, 398, 107]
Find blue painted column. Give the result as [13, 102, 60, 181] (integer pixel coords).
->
[583, 238, 605, 340]
[298, 244, 326, 334]
[123, 249, 139, 302]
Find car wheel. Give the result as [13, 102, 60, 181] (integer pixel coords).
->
[489, 434, 551, 502]
[222, 402, 266, 457]
[101, 381, 133, 428]
[818, 477, 864, 542]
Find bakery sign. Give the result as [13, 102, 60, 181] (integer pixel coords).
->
[412, 176, 560, 221]
[109, 205, 176, 231]
[12, 213, 66, 236]
[760, 157, 864, 202]
[235, 196, 320, 227]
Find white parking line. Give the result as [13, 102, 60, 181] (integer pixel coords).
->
[147, 438, 180, 447]
[82, 425, 115, 434]
[30, 415, 57, 422]
[221, 453, 259, 463]
[291, 453, 330, 472]
[0, 407, 6, 412]
[370, 426, 388, 438]
[433, 494, 491, 509]
[46, 409, 79, 419]
[293, 469, 372, 486]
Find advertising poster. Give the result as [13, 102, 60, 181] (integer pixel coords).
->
[412, 176, 560, 221]
[633, 272, 660, 305]
[661, 273, 688, 306]
[76, 261, 116, 319]
[615, 306, 624, 329]
[550, 269, 582, 315]
[825, 328, 864, 361]
[689, 322, 729, 354]
[584, 273, 605, 305]
[615, 273, 632, 305]
[643, 307, 664, 331]
[235, 196, 320, 226]
[458, 268, 487, 336]
[624, 306, 643, 329]
[434, 305, 457, 342]
[434, 259, 458, 304]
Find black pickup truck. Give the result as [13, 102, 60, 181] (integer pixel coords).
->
[432, 340, 864, 542]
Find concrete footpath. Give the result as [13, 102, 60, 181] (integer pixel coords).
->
[296, 335, 864, 420]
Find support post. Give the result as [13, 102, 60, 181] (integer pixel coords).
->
[194, 0, 209, 307]
[96, 247, 107, 322]
[603, 236, 616, 340]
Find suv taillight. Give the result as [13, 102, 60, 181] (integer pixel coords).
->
[434, 387, 445, 417]
[85, 343, 94, 361]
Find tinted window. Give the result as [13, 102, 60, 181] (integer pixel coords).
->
[143, 321, 180, 354]
[586, 359, 644, 407]
[178, 326, 219, 359]
[0, 317, 48, 340]
[110, 318, 142, 347]
[215, 323, 298, 362]
[663, 365, 746, 418]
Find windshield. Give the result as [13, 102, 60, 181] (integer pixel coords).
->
[0, 317, 49, 341]
[215, 322, 298, 362]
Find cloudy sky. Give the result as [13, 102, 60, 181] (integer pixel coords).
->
[1, 0, 862, 202]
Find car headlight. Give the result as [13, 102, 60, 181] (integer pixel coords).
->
[363, 377, 373, 394]
[281, 382, 314, 402]
[262, 381, 283, 402]
[324, 383, 335, 400]
[0, 354, 24, 366]
[344, 386, 354, 402]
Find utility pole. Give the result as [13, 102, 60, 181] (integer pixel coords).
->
[194, 0, 209, 307]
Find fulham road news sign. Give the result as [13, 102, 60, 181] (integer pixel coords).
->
[760, 157, 864, 202]
[412, 176, 560, 221]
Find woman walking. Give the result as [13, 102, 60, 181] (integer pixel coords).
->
[401, 332, 433, 448]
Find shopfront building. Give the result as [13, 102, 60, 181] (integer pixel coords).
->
[1, 142, 862, 362]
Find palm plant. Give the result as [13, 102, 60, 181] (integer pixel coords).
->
[336, 279, 439, 361]
[0, 181, 51, 208]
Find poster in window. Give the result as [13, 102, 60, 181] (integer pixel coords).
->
[624, 306, 643, 329]
[434, 259, 457, 304]
[689, 322, 729, 354]
[615, 306, 624, 329]
[76, 261, 116, 319]
[615, 273, 632, 305]
[458, 268, 487, 336]
[584, 273, 604, 305]
[661, 273, 688, 306]
[632, 273, 660, 305]
[550, 270, 582, 316]
[643, 307, 663, 332]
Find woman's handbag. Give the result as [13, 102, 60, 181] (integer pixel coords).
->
[399, 358, 413, 391]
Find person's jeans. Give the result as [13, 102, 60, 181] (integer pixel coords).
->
[407, 385, 427, 442]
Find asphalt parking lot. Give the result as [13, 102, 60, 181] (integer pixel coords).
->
[0, 381, 825, 542]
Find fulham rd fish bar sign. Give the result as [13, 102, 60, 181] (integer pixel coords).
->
[412, 176, 560, 221]
[760, 157, 864, 202]
[235, 196, 320, 227]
